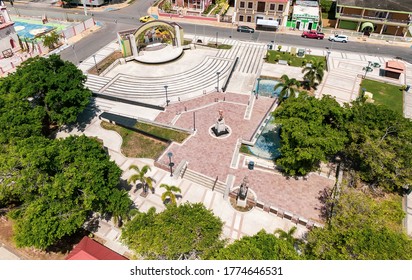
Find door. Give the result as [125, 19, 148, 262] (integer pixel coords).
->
[10, 39, 15, 49]
[295, 21, 301, 30]
[307, 22, 313, 30]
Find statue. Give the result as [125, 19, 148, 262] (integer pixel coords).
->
[211, 109, 229, 136]
[238, 176, 249, 200]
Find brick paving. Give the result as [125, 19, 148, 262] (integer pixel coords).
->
[155, 91, 334, 222]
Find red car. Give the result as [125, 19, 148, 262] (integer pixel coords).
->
[301, 30, 324, 40]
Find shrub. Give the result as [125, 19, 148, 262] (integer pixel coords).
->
[277, 45, 282, 51]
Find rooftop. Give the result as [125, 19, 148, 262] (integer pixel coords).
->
[337, 0, 412, 12]
[65, 237, 128, 260]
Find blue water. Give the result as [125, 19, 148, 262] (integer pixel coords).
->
[256, 79, 281, 98]
[14, 21, 54, 39]
[248, 117, 281, 160]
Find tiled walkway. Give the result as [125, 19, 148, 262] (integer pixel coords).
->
[155, 91, 335, 222]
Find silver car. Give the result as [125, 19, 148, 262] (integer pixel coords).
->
[328, 34, 349, 43]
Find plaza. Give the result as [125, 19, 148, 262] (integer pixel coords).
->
[58, 26, 412, 255]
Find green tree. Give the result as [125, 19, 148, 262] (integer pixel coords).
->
[160, 184, 181, 205]
[274, 226, 302, 248]
[106, 188, 136, 227]
[304, 189, 412, 259]
[344, 102, 412, 193]
[274, 74, 301, 102]
[212, 230, 301, 260]
[42, 31, 60, 50]
[121, 203, 224, 259]
[128, 164, 155, 194]
[0, 55, 91, 131]
[273, 94, 348, 176]
[302, 60, 325, 89]
[2, 135, 131, 249]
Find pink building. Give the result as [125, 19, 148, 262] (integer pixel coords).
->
[0, 1, 18, 57]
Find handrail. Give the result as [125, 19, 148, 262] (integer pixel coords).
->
[212, 176, 218, 191]
[222, 57, 239, 92]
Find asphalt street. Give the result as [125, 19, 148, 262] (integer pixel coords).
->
[10, 1, 412, 64]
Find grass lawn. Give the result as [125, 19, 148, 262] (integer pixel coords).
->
[101, 121, 168, 159]
[206, 43, 233, 49]
[360, 79, 404, 115]
[135, 122, 189, 143]
[266, 50, 326, 67]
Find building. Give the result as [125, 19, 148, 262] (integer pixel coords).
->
[0, 1, 19, 58]
[234, 0, 290, 30]
[334, 0, 412, 37]
[65, 236, 128, 260]
[288, 1, 320, 31]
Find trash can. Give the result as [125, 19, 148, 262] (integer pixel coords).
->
[248, 161, 255, 170]
[406, 85, 410, 92]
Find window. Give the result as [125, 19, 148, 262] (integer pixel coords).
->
[240, 1, 245, 8]
[247, 2, 253, 9]
[247, 16, 252, 22]
[269, 4, 275, 10]
[239, 15, 244, 21]
[257, 2, 265, 12]
[278, 4, 284, 11]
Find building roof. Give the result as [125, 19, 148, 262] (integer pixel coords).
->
[337, 0, 412, 12]
[385, 60, 405, 73]
[65, 237, 128, 260]
[293, 5, 320, 17]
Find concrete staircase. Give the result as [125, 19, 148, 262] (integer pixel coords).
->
[182, 168, 226, 194]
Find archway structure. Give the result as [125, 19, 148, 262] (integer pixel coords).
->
[118, 20, 184, 64]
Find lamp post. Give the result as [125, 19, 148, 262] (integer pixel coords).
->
[167, 152, 174, 177]
[164, 85, 169, 106]
[361, 87, 366, 100]
[256, 78, 261, 99]
[216, 31, 218, 47]
[362, 61, 380, 79]
[71, 45, 79, 65]
[216, 71, 221, 92]
[92, 54, 99, 74]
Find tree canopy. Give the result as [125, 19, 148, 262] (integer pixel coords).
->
[211, 230, 301, 260]
[304, 189, 412, 259]
[0, 54, 91, 143]
[273, 94, 412, 193]
[1, 135, 132, 249]
[273, 94, 348, 176]
[343, 102, 412, 193]
[121, 203, 224, 260]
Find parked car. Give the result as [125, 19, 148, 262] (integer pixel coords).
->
[237, 26, 255, 33]
[328, 34, 349, 43]
[139, 15, 155, 23]
[301, 30, 324, 40]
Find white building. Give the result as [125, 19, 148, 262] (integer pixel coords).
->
[0, 1, 19, 57]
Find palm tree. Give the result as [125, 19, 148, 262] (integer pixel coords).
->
[301, 60, 325, 89]
[160, 184, 181, 205]
[274, 226, 302, 248]
[274, 74, 301, 102]
[128, 164, 155, 194]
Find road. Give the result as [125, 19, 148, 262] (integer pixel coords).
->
[12, 2, 412, 64]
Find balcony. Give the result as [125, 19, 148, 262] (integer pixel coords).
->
[337, 13, 411, 26]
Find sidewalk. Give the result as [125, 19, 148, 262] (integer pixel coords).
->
[57, 116, 310, 257]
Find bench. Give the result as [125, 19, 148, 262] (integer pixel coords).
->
[278, 60, 288, 65]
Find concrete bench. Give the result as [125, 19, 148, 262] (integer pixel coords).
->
[278, 60, 288, 65]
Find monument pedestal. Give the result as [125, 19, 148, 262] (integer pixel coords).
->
[236, 198, 247, 208]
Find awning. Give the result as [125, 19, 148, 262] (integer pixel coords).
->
[361, 22, 374, 32]
[257, 19, 279, 27]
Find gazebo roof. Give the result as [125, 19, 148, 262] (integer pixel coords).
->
[385, 60, 405, 73]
